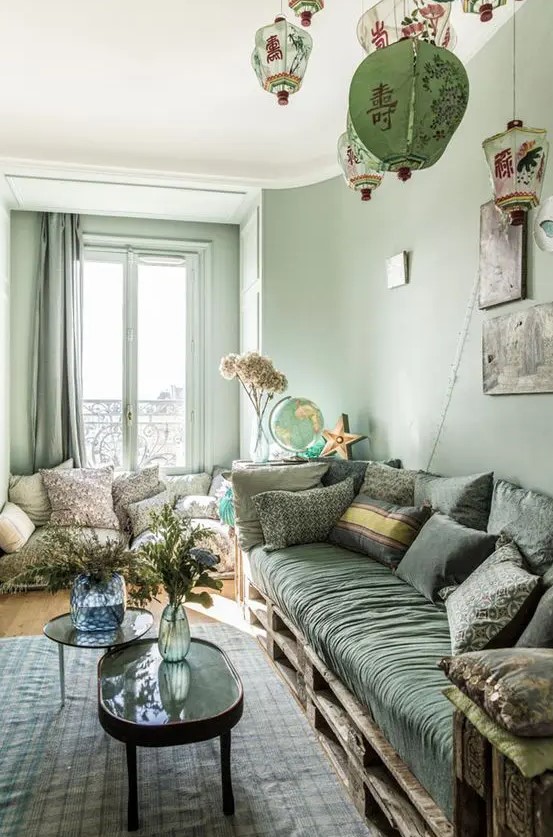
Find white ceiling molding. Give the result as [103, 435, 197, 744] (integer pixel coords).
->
[0, 0, 522, 198]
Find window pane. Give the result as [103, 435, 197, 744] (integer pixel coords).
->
[82, 260, 124, 467]
[137, 262, 187, 468]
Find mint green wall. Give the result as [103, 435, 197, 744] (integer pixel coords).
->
[262, 0, 553, 496]
[10, 212, 240, 474]
[0, 206, 10, 500]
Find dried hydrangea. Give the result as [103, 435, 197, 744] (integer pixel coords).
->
[219, 351, 288, 421]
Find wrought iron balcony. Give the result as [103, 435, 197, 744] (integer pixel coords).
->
[83, 399, 185, 468]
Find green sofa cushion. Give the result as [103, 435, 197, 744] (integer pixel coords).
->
[248, 542, 454, 819]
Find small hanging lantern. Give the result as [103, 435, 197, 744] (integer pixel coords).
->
[483, 121, 549, 225]
[357, 0, 456, 54]
[349, 38, 469, 182]
[338, 118, 385, 202]
[461, 0, 507, 22]
[288, 0, 324, 27]
[252, 16, 313, 105]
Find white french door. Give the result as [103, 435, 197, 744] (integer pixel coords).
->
[82, 245, 202, 472]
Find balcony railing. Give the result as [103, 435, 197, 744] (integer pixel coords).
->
[83, 399, 185, 468]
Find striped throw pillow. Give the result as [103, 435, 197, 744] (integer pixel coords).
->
[329, 493, 431, 569]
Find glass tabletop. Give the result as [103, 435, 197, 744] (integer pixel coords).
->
[43, 609, 154, 649]
[98, 638, 242, 725]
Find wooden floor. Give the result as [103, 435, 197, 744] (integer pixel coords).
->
[0, 578, 244, 637]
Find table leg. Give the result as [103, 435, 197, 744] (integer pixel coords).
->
[220, 731, 235, 816]
[126, 743, 139, 832]
[58, 645, 65, 707]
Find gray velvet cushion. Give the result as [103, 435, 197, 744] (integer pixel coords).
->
[316, 458, 401, 495]
[361, 463, 418, 506]
[517, 587, 553, 648]
[487, 479, 553, 575]
[232, 462, 329, 551]
[414, 472, 494, 531]
[396, 513, 497, 602]
[253, 477, 356, 552]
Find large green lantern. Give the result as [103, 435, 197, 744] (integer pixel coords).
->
[349, 39, 469, 181]
[252, 16, 313, 106]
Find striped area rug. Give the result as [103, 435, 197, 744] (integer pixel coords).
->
[0, 623, 375, 837]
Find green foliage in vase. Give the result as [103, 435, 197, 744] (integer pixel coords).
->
[0, 526, 147, 600]
[134, 504, 223, 611]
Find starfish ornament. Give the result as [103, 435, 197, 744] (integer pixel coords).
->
[321, 414, 366, 460]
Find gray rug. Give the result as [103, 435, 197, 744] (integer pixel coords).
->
[0, 624, 375, 837]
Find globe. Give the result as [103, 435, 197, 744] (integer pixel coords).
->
[269, 397, 324, 454]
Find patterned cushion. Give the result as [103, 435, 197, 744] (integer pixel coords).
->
[232, 463, 329, 551]
[112, 466, 162, 531]
[396, 513, 497, 602]
[361, 463, 418, 506]
[40, 467, 119, 529]
[174, 495, 219, 520]
[0, 502, 35, 553]
[8, 459, 73, 527]
[414, 472, 494, 531]
[443, 542, 541, 655]
[487, 479, 553, 575]
[316, 459, 401, 495]
[328, 494, 431, 569]
[163, 472, 211, 499]
[253, 477, 356, 552]
[209, 466, 232, 499]
[440, 648, 553, 737]
[126, 490, 173, 538]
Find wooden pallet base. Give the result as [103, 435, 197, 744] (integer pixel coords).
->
[245, 578, 453, 837]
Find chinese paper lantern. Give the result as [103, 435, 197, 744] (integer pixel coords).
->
[357, 0, 456, 54]
[338, 119, 385, 202]
[461, 0, 507, 22]
[349, 39, 469, 182]
[483, 121, 549, 225]
[288, 0, 324, 27]
[252, 16, 313, 106]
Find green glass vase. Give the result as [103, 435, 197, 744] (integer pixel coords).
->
[158, 604, 191, 662]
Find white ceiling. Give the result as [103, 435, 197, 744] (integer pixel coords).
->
[0, 0, 518, 193]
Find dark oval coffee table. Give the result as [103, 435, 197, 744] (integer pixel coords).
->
[98, 637, 244, 832]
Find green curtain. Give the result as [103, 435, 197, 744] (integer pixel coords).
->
[31, 213, 86, 470]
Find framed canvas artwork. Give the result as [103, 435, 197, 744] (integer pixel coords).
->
[478, 200, 527, 310]
[483, 303, 553, 395]
[386, 252, 408, 289]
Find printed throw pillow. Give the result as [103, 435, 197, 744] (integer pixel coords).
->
[395, 513, 497, 602]
[414, 471, 494, 531]
[163, 472, 211, 499]
[126, 490, 173, 538]
[316, 459, 401, 495]
[8, 459, 73, 527]
[487, 479, 553, 575]
[0, 502, 35, 554]
[328, 494, 431, 569]
[232, 462, 329, 551]
[175, 495, 219, 520]
[440, 648, 553, 738]
[443, 541, 541, 656]
[361, 463, 418, 507]
[112, 466, 162, 531]
[252, 477, 356, 553]
[40, 466, 119, 530]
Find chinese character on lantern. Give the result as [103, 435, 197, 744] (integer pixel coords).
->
[367, 83, 398, 131]
[371, 20, 389, 49]
[494, 148, 514, 180]
[266, 35, 283, 62]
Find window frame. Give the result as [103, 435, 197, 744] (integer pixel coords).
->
[82, 234, 213, 475]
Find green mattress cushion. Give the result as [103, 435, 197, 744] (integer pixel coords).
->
[248, 542, 454, 819]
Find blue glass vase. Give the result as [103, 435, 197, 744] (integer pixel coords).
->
[70, 573, 126, 632]
[158, 604, 191, 662]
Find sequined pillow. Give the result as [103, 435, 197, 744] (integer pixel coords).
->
[253, 477, 356, 552]
[442, 541, 541, 656]
[40, 466, 119, 530]
[112, 466, 163, 531]
[440, 648, 553, 737]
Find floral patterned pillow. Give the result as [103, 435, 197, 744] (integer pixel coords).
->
[112, 466, 162, 531]
[126, 490, 173, 538]
[174, 495, 219, 520]
[40, 467, 119, 530]
[440, 648, 553, 737]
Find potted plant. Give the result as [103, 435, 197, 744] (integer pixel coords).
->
[1, 526, 148, 631]
[134, 504, 223, 662]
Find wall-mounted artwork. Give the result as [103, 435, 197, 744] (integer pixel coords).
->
[483, 303, 553, 395]
[478, 200, 527, 310]
[534, 196, 553, 252]
[386, 251, 408, 289]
